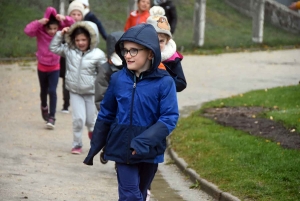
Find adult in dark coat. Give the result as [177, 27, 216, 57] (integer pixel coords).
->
[154, 0, 177, 34]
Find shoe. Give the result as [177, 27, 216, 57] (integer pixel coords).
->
[61, 108, 69, 114]
[41, 106, 49, 121]
[88, 131, 93, 140]
[46, 116, 55, 129]
[146, 189, 151, 201]
[100, 151, 108, 164]
[71, 146, 82, 154]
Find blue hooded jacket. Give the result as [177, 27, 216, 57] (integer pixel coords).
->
[83, 24, 179, 165]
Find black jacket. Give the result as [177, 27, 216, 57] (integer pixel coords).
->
[159, 1, 177, 34]
[84, 12, 107, 40]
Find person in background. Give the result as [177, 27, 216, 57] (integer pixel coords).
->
[49, 21, 106, 154]
[153, 0, 177, 34]
[83, 24, 179, 200]
[60, 1, 84, 113]
[94, 31, 124, 111]
[124, 0, 151, 31]
[24, 7, 75, 129]
[73, 0, 108, 40]
[147, 6, 186, 92]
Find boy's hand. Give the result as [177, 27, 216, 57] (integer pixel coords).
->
[56, 14, 66, 21]
[38, 18, 49, 25]
[132, 150, 137, 155]
[61, 27, 70, 35]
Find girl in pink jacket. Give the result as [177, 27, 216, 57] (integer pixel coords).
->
[24, 7, 75, 129]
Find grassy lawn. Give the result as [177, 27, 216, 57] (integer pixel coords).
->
[1, 0, 300, 58]
[171, 85, 300, 201]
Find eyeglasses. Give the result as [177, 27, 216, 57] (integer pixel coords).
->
[121, 48, 144, 57]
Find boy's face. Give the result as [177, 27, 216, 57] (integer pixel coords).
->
[70, 10, 83, 22]
[158, 34, 169, 51]
[122, 41, 153, 73]
[46, 24, 59, 37]
[75, 33, 89, 52]
[138, 0, 150, 12]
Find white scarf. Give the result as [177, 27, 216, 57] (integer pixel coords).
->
[161, 39, 176, 62]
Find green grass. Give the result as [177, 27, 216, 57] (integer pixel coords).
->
[171, 85, 300, 201]
[1, 0, 300, 58]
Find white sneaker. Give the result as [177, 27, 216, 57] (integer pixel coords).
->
[146, 189, 151, 201]
[46, 117, 55, 129]
[61, 109, 69, 114]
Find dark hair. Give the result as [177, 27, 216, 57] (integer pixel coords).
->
[70, 27, 91, 48]
[46, 14, 59, 28]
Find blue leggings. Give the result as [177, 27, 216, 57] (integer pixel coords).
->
[38, 70, 59, 117]
[116, 162, 158, 201]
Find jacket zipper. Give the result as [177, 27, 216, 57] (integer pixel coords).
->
[127, 75, 137, 164]
[77, 53, 84, 93]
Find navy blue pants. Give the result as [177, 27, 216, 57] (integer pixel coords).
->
[38, 70, 59, 117]
[116, 162, 158, 201]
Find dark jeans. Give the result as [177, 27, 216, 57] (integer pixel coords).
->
[38, 70, 59, 117]
[62, 77, 70, 110]
[116, 162, 158, 201]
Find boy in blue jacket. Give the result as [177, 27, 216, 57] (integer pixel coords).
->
[83, 24, 179, 200]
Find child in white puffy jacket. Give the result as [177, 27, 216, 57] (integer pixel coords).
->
[50, 21, 106, 154]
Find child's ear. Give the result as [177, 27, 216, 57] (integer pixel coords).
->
[148, 51, 154, 60]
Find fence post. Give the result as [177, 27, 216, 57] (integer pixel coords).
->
[128, 0, 137, 16]
[252, 0, 265, 43]
[193, 0, 206, 47]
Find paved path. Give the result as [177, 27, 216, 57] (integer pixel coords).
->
[0, 49, 299, 201]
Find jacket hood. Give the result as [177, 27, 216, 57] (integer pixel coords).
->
[65, 21, 100, 50]
[107, 31, 124, 59]
[44, 7, 57, 19]
[115, 24, 161, 73]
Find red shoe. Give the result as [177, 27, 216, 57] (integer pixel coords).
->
[71, 147, 82, 154]
[88, 131, 93, 140]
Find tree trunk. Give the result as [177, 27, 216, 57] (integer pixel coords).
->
[252, 0, 265, 43]
[193, 0, 206, 47]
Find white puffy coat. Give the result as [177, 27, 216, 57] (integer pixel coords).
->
[50, 21, 106, 95]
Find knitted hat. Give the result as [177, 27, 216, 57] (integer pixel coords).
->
[67, 1, 84, 15]
[146, 6, 172, 38]
[74, 0, 89, 7]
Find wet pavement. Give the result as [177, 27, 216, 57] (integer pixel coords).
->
[0, 49, 299, 201]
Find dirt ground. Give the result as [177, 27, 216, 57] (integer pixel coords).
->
[202, 107, 300, 150]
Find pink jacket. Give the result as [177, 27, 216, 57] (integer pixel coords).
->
[24, 7, 75, 67]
